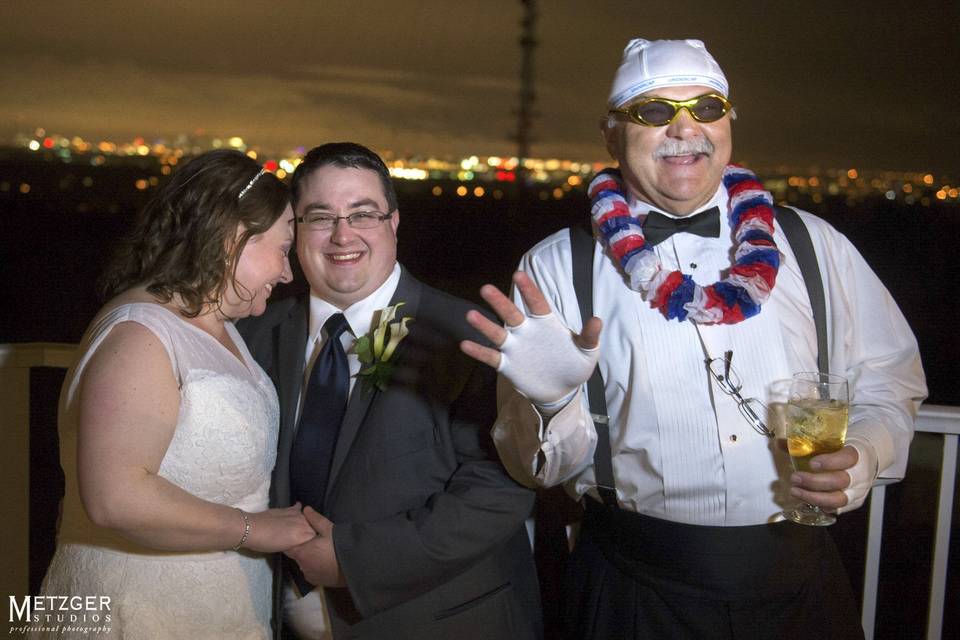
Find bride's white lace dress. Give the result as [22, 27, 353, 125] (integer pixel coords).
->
[41, 303, 279, 639]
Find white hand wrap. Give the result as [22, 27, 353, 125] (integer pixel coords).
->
[497, 311, 599, 406]
[839, 439, 879, 514]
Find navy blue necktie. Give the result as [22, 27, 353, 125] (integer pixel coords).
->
[290, 312, 351, 513]
[642, 206, 721, 246]
[288, 312, 350, 594]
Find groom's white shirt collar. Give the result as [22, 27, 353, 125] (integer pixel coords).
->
[306, 262, 402, 356]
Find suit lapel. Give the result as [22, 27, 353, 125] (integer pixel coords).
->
[325, 268, 423, 503]
[274, 297, 308, 505]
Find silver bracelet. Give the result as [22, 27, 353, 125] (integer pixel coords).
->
[232, 509, 251, 550]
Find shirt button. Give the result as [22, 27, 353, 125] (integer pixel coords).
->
[690, 262, 698, 269]
[729, 434, 738, 442]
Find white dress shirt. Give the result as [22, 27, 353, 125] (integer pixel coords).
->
[492, 185, 927, 526]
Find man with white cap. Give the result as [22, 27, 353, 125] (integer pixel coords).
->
[461, 38, 926, 638]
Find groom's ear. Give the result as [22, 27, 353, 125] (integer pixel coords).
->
[390, 209, 400, 235]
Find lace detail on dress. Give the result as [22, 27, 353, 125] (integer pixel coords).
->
[161, 369, 278, 509]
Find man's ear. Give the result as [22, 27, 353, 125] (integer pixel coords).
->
[390, 209, 400, 235]
[600, 118, 621, 160]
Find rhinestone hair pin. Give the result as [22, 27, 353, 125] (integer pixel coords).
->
[238, 168, 267, 200]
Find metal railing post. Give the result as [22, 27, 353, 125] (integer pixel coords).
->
[862, 483, 887, 639]
[927, 432, 957, 640]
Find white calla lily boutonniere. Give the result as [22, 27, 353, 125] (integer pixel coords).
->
[355, 302, 413, 391]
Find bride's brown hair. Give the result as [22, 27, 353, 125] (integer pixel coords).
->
[99, 149, 288, 317]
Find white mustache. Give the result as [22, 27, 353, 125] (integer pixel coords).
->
[654, 138, 715, 159]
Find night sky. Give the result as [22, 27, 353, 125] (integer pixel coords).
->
[2, 1, 958, 174]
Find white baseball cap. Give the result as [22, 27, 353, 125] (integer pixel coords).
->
[608, 38, 729, 108]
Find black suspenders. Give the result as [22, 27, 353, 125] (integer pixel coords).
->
[775, 206, 829, 374]
[569, 224, 619, 508]
[567, 205, 827, 507]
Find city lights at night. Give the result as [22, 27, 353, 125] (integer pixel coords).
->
[5, 127, 958, 208]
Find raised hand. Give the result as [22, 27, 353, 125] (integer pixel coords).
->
[283, 506, 346, 587]
[242, 503, 316, 553]
[461, 271, 603, 406]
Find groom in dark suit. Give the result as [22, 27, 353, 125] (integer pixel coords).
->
[238, 142, 541, 639]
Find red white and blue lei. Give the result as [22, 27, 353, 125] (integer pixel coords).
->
[588, 165, 780, 324]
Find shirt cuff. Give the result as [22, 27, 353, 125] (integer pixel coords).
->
[492, 388, 589, 487]
[533, 387, 579, 419]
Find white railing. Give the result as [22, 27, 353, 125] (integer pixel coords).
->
[861, 404, 959, 640]
[1, 343, 956, 637]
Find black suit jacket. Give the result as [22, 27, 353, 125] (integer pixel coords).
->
[239, 268, 541, 640]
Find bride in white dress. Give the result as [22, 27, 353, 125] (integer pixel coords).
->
[40, 150, 316, 639]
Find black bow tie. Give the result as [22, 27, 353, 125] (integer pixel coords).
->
[641, 206, 721, 246]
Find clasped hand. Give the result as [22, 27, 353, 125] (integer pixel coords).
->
[460, 272, 603, 407]
[245, 503, 344, 587]
[243, 503, 315, 553]
[283, 506, 346, 588]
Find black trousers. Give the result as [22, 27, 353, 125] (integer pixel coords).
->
[562, 500, 864, 640]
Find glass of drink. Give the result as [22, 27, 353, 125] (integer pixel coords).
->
[782, 371, 849, 526]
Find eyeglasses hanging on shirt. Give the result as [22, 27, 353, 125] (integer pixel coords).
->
[706, 350, 775, 438]
[664, 242, 772, 438]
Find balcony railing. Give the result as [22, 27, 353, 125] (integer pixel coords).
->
[1, 342, 956, 638]
[863, 404, 959, 640]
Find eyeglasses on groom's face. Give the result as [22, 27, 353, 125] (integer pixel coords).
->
[297, 210, 394, 231]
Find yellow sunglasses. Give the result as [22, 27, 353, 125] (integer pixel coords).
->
[609, 93, 734, 127]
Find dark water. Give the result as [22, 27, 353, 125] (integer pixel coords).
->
[3, 152, 957, 638]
